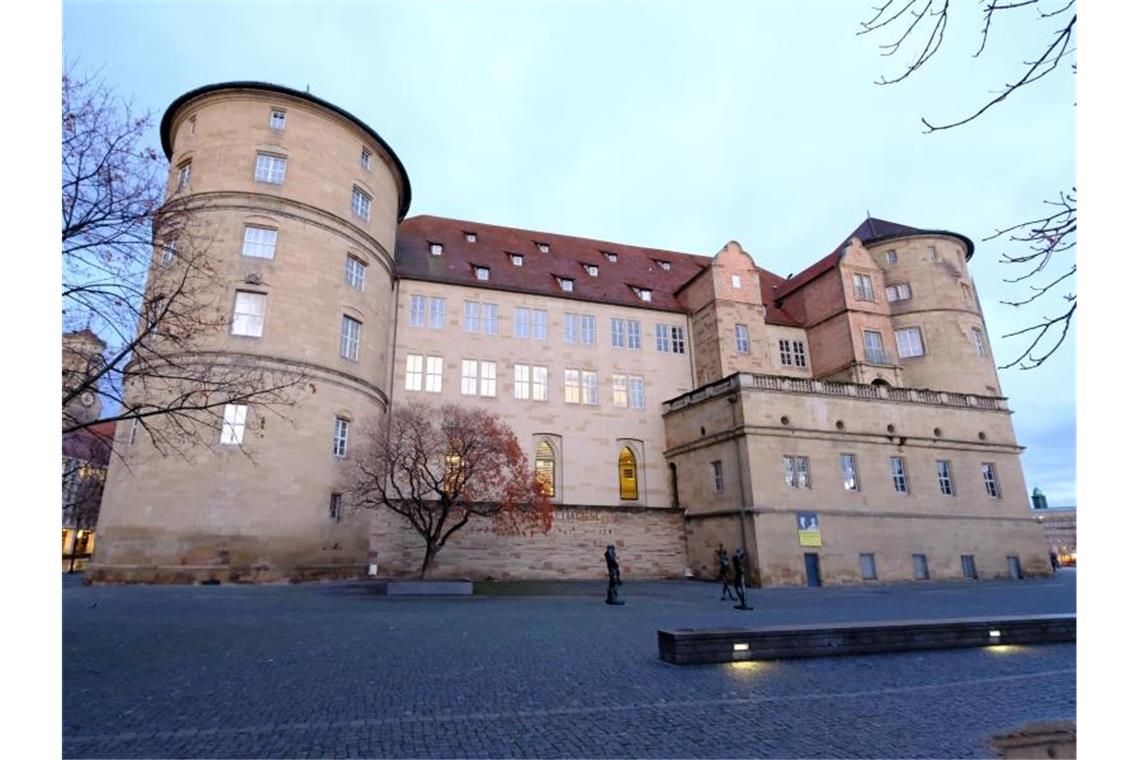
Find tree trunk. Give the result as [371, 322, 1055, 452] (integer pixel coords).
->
[419, 542, 436, 579]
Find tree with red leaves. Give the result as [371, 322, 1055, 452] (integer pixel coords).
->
[349, 403, 553, 578]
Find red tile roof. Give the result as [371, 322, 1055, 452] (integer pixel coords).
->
[62, 421, 116, 465]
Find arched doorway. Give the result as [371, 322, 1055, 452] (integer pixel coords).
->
[536, 440, 556, 498]
[618, 447, 638, 501]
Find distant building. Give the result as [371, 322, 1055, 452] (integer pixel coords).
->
[1032, 490, 1076, 565]
[90, 82, 1050, 586]
[62, 421, 114, 572]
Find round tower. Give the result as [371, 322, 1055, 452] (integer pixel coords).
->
[91, 83, 411, 583]
[864, 232, 1003, 397]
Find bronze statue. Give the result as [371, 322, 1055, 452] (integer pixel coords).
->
[717, 544, 735, 601]
[604, 544, 625, 605]
[733, 549, 752, 610]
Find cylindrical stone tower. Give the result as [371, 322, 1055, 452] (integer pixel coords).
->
[90, 83, 411, 583]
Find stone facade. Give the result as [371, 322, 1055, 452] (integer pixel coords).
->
[89, 82, 1048, 585]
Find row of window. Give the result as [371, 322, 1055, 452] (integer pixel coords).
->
[853, 273, 915, 303]
[220, 405, 352, 459]
[710, 454, 1001, 498]
[403, 354, 649, 408]
[862, 325, 987, 363]
[231, 291, 363, 361]
[857, 552, 1000, 581]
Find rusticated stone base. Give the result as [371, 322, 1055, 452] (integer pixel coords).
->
[85, 562, 368, 585]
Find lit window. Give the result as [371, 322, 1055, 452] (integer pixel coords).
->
[461, 360, 478, 395]
[465, 232, 477, 243]
[585, 264, 598, 277]
[480, 361, 496, 397]
[231, 291, 267, 337]
[712, 461, 724, 492]
[429, 297, 445, 329]
[475, 266, 490, 281]
[242, 226, 277, 259]
[618, 447, 638, 500]
[333, 418, 349, 458]
[583, 371, 597, 404]
[864, 330, 888, 364]
[254, 153, 287, 184]
[344, 256, 366, 290]
[603, 252, 617, 263]
[409, 295, 426, 327]
[563, 369, 596, 404]
[778, 339, 807, 368]
[731, 274, 741, 288]
[853, 273, 874, 301]
[559, 277, 574, 292]
[510, 254, 523, 266]
[176, 161, 191, 191]
[937, 460, 955, 496]
[885, 250, 897, 265]
[982, 463, 1001, 498]
[633, 287, 652, 302]
[613, 374, 628, 408]
[783, 456, 810, 488]
[895, 327, 925, 358]
[891, 457, 908, 493]
[840, 454, 859, 491]
[329, 493, 342, 522]
[536, 440, 556, 497]
[425, 356, 443, 393]
[430, 243, 444, 256]
[735, 324, 750, 354]
[162, 240, 177, 264]
[629, 376, 645, 409]
[463, 301, 478, 332]
[405, 354, 423, 391]
[972, 328, 986, 357]
[360, 148, 372, 170]
[514, 364, 531, 400]
[536, 242, 550, 253]
[269, 110, 286, 129]
[351, 187, 371, 220]
[481, 303, 498, 335]
[532, 366, 548, 401]
[657, 260, 671, 271]
[564, 369, 580, 404]
[340, 316, 362, 360]
[220, 404, 247, 445]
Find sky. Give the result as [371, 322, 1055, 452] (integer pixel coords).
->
[61, 0, 1076, 504]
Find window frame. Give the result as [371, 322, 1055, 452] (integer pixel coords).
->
[853, 272, 875, 301]
[409, 295, 427, 328]
[220, 403, 247, 445]
[428, 297, 445, 329]
[890, 456, 909, 494]
[840, 453, 859, 492]
[479, 361, 496, 397]
[254, 152, 287, 185]
[863, 330, 889, 365]
[735, 324, 750, 354]
[936, 459, 955, 496]
[712, 460, 724, 492]
[231, 291, 267, 337]
[351, 187, 372, 221]
[340, 315, 362, 361]
[424, 356, 443, 393]
[404, 353, 424, 391]
[333, 418, 350, 458]
[982, 462, 1001, 498]
[269, 109, 286, 130]
[783, 455, 810, 489]
[895, 327, 925, 359]
[345, 255, 366, 290]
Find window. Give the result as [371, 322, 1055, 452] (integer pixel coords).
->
[671, 326, 686, 354]
[231, 291, 267, 337]
[428, 297, 445, 329]
[480, 361, 496, 397]
[475, 266, 490, 281]
[585, 264, 598, 277]
[516, 308, 531, 338]
[564, 313, 595, 344]
[913, 554, 930, 580]
[840, 454, 859, 491]
[657, 260, 671, 271]
[515, 308, 547, 339]
[936, 460, 955, 496]
[176, 161, 191, 191]
[618, 447, 638, 501]
[783, 456, 810, 489]
[629, 376, 645, 409]
[254, 153, 287, 184]
[430, 243, 443, 256]
[329, 493, 342, 522]
[613, 374, 628, 408]
[405, 354, 424, 391]
[860, 553, 877, 580]
[333, 418, 349, 458]
[237, 226, 278, 260]
[886, 283, 912, 302]
[345, 256, 366, 289]
[611, 319, 641, 349]
[128, 418, 139, 446]
[961, 555, 977, 579]
[853, 272, 874, 301]
[360, 148, 372, 170]
[410, 295, 426, 327]
[712, 461, 724, 492]
[895, 327, 925, 358]
[536, 242, 550, 253]
[735, 324, 750, 354]
[604, 252, 617, 263]
[188, 116, 197, 136]
[885, 250, 897, 264]
[583, 371, 598, 404]
[927, 245, 937, 260]
[864, 330, 888, 364]
[532, 366, 548, 401]
[972, 328, 986, 357]
[511, 254, 523, 266]
[513, 364, 548, 401]
[655, 324, 669, 352]
[481, 303, 498, 335]
[162, 240, 177, 264]
[536, 441, 556, 497]
[778, 339, 807, 368]
[890, 457, 908, 493]
[461, 360, 478, 395]
[351, 187, 371, 220]
[633, 287, 652, 302]
[558, 277, 574, 292]
[463, 301, 478, 332]
[340, 316, 361, 360]
[465, 232, 477, 243]
[269, 110, 286, 129]
[220, 404, 247, 445]
[731, 274, 741, 288]
[425, 356, 442, 393]
[514, 364, 530, 399]
[563, 369, 597, 404]
[982, 463, 1001, 498]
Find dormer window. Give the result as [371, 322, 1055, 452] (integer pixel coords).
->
[656, 260, 671, 271]
[584, 264, 598, 277]
[475, 266, 490, 281]
[603, 252, 617, 263]
[465, 232, 477, 243]
[429, 243, 444, 256]
[558, 277, 574, 292]
[633, 287, 652, 302]
[510, 253, 524, 266]
[536, 242, 550, 253]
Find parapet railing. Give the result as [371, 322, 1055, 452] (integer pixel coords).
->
[663, 372, 1009, 414]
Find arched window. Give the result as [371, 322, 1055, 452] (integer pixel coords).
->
[871, 378, 891, 387]
[536, 440, 556, 498]
[618, 447, 638, 501]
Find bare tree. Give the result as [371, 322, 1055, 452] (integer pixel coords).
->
[349, 403, 554, 578]
[859, 1, 1076, 369]
[61, 65, 305, 456]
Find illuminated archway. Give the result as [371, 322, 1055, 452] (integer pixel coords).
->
[618, 447, 638, 501]
[536, 440, 556, 498]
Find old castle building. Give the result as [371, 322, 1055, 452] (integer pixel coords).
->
[89, 82, 1049, 586]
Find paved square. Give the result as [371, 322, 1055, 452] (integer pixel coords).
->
[63, 571, 1075, 758]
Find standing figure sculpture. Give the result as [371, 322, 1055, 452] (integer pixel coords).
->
[717, 544, 736, 601]
[604, 544, 625, 605]
[732, 549, 753, 611]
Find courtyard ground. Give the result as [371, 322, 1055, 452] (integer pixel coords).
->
[63, 569, 1076, 758]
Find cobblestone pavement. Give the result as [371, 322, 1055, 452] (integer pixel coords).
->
[63, 570, 1075, 758]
